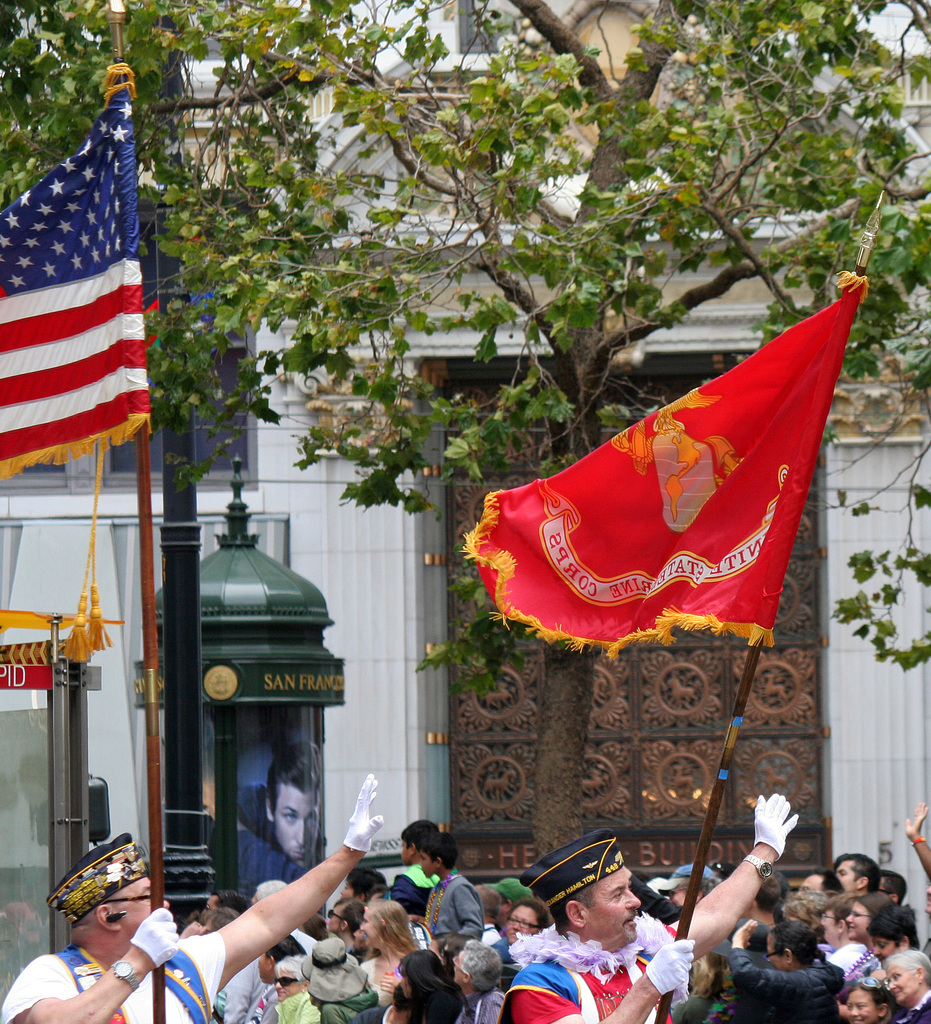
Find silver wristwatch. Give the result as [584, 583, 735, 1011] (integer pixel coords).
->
[112, 960, 140, 991]
[744, 854, 774, 878]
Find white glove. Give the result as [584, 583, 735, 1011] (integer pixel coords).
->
[753, 793, 799, 858]
[130, 907, 179, 967]
[343, 774, 384, 852]
[645, 939, 694, 994]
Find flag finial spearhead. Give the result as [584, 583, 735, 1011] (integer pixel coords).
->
[106, 0, 126, 62]
[854, 189, 886, 275]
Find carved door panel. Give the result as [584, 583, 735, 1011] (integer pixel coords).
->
[446, 380, 827, 881]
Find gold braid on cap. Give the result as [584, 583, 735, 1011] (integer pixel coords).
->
[47, 839, 148, 923]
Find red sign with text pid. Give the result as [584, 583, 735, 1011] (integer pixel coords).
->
[0, 664, 53, 689]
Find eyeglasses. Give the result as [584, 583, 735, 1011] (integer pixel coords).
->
[507, 916, 540, 931]
[764, 951, 784, 961]
[821, 914, 836, 923]
[276, 977, 300, 987]
[104, 894, 153, 906]
[328, 911, 347, 922]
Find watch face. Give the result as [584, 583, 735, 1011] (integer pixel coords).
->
[114, 962, 138, 988]
[759, 862, 773, 877]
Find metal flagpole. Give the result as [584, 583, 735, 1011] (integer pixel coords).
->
[105, 4, 166, 1021]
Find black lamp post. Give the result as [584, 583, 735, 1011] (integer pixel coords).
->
[156, 18, 214, 920]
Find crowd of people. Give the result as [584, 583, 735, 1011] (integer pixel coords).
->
[661, 801, 931, 1024]
[171, 798, 929, 1024]
[10, 778, 931, 1024]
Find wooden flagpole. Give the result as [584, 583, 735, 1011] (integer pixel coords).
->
[107, 4, 166, 1021]
[135, 429, 166, 1024]
[653, 638, 764, 1024]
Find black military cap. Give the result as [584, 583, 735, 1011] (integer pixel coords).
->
[521, 829, 624, 908]
[47, 832, 148, 922]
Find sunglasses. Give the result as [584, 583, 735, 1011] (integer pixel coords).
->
[328, 911, 347, 923]
[104, 894, 153, 905]
[858, 978, 890, 991]
[276, 977, 300, 987]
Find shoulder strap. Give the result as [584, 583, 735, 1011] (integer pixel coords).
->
[564, 963, 658, 1024]
[163, 947, 213, 1024]
[563, 969, 599, 1024]
[54, 944, 108, 993]
[54, 945, 126, 1024]
[55, 944, 212, 1024]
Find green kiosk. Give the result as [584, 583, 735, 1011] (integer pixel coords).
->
[176, 465, 344, 896]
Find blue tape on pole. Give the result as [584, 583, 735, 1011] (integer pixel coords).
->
[733, 717, 743, 727]
[718, 769, 729, 780]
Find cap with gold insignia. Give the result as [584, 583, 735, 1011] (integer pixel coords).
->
[47, 833, 148, 923]
[520, 829, 624, 909]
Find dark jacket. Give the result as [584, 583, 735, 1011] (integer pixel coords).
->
[892, 997, 931, 1024]
[422, 991, 464, 1024]
[728, 949, 844, 1024]
[390, 866, 437, 917]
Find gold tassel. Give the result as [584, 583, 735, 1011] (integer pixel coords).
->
[65, 443, 111, 662]
[837, 270, 869, 298]
[88, 583, 112, 652]
[64, 591, 89, 662]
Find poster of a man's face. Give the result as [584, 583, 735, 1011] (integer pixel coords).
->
[235, 706, 323, 897]
[265, 747, 319, 864]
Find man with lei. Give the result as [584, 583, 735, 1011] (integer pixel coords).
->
[499, 793, 798, 1024]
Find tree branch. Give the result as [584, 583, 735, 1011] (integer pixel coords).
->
[506, 0, 608, 90]
[700, 190, 796, 312]
[388, 135, 460, 197]
[601, 195, 862, 350]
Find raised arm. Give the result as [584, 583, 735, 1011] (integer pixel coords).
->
[907, 802, 931, 882]
[687, 793, 797, 958]
[218, 774, 383, 987]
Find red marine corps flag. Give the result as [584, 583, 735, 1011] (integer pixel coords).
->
[466, 283, 863, 652]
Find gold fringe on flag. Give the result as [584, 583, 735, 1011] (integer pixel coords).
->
[0, 413, 148, 481]
[65, 444, 113, 662]
[837, 270, 869, 298]
[0, 414, 149, 483]
[464, 491, 776, 657]
[104, 62, 137, 106]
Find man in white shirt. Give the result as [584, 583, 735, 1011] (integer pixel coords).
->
[2, 775, 382, 1024]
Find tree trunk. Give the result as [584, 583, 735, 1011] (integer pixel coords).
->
[531, 642, 597, 855]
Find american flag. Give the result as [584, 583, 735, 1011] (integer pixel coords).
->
[0, 85, 149, 480]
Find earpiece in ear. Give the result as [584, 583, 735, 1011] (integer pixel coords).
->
[106, 910, 128, 923]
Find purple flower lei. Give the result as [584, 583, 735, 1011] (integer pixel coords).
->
[510, 916, 688, 1003]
